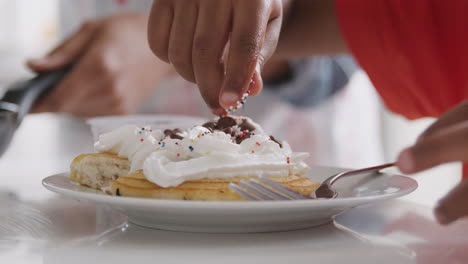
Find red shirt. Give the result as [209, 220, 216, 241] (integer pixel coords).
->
[335, 0, 468, 177]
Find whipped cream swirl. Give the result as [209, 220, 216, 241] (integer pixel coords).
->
[94, 117, 310, 187]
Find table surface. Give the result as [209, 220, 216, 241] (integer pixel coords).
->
[1, 114, 467, 264]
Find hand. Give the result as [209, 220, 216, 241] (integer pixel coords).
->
[396, 100, 468, 225]
[147, 0, 284, 114]
[28, 13, 174, 118]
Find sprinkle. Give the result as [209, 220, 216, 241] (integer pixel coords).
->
[255, 142, 261, 146]
[140, 138, 144, 142]
[205, 151, 212, 155]
[176, 153, 180, 157]
[142, 128, 145, 130]
[138, 131, 142, 134]
[226, 90, 251, 113]
[251, 150, 255, 154]
[149, 129, 153, 132]
[286, 157, 291, 164]
[238, 130, 249, 139]
[175, 142, 179, 145]
[190, 139, 195, 143]
[188, 146, 194, 152]
[156, 147, 161, 150]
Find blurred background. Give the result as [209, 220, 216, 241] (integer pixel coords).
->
[0, 0, 461, 207]
[0, 0, 58, 89]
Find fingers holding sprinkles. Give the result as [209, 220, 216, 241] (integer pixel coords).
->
[224, 79, 255, 114]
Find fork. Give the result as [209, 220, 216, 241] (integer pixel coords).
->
[228, 163, 395, 201]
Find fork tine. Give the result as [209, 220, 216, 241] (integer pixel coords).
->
[259, 176, 311, 200]
[248, 179, 293, 200]
[228, 183, 261, 201]
[238, 180, 275, 200]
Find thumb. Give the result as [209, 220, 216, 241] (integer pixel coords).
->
[27, 21, 98, 72]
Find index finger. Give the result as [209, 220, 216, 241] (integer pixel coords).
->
[397, 122, 468, 173]
[192, 0, 232, 113]
[219, 1, 274, 109]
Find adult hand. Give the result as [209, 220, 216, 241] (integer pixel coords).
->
[28, 13, 174, 118]
[147, 0, 284, 115]
[397, 100, 468, 225]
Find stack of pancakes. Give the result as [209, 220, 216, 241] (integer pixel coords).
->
[70, 117, 319, 201]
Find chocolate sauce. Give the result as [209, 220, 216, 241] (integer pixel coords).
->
[239, 119, 255, 132]
[223, 127, 234, 136]
[236, 131, 252, 144]
[269, 135, 283, 148]
[216, 116, 236, 130]
[169, 134, 184, 140]
[163, 117, 282, 147]
[202, 121, 216, 132]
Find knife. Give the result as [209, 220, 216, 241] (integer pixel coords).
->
[0, 66, 71, 156]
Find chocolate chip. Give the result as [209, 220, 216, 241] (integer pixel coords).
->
[170, 134, 184, 140]
[236, 132, 252, 144]
[202, 121, 216, 131]
[116, 188, 121, 196]
[164, 129, 174, 136]
[164, 128, 184, 140]
[239, 119, 256, 132]
[216, 116, 236, 130]
[269, 135, 283, 148]
[223, 127, 233, 135]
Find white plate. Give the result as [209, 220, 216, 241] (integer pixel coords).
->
[42, 167, 417, 233]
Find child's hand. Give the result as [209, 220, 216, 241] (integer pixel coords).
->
[148, 0, 284, 114]
[397, 100, 468, 225]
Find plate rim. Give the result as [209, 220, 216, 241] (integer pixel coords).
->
[42, 172, 418, 210]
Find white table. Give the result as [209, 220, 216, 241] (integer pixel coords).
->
[1, 114, 467, 264]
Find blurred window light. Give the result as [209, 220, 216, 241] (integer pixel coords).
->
[0, 0, 58, 84]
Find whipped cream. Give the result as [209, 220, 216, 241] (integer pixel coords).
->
[94, 117, 310, 187]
